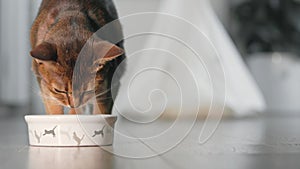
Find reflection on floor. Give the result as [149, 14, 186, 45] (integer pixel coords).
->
[1, 110, 300, 169]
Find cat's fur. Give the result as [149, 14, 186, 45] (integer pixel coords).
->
[30, 0, 125, 114]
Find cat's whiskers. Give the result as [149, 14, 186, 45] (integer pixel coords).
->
[95, 97, 113, 101]
[33, 74, 42, 78]
[31, 89, 42, 97]
[29, 87, 60, 105]
[39, 94, 62, 105]
[93, 88, 111, 98]
[29, 83, 41, 94]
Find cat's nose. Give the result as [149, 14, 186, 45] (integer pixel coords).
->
[70, 93, 83, 108]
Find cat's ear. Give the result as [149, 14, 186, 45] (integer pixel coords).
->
[93, 41, 124, 65]
[30, 42, 57, 61]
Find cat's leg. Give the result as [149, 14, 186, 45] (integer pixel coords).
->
[69, 107, 84, 114]
[43, 99, 64, 115]
[93, 99, 113, 114]
[69, 109, 77, 115]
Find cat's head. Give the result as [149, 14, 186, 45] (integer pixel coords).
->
[30, 38, 124, 108]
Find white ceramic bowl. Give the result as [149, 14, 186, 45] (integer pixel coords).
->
[25, 115, 117, 147]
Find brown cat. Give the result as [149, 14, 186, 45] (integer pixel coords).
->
[30, 0, 125, 114]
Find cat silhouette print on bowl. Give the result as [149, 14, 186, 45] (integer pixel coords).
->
[25, 115, 117, 147]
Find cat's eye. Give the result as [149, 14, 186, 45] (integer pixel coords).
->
[54, 88, 66, 93]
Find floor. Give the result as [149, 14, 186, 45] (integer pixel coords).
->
[1, 112, 300, 169]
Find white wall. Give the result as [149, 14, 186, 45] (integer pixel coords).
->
[0, 0, 31, 106]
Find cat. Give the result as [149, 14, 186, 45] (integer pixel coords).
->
[30, 0, 125, 114]
[92, 125, 106, 137]
[43, 125, 57, 137]
[73, 132, 85, 146]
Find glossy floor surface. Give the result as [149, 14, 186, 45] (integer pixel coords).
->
[1, 112, 300, 169]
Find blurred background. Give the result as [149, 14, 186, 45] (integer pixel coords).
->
[1, 1, 300, 168]
[0, 0, 300, 117]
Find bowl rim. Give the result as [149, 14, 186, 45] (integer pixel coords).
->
[24, 114, 117, 123]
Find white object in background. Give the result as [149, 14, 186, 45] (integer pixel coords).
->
[115, 0, 265, 118]
[247, 53, 300, 113]
[25, 115, 117, 147]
